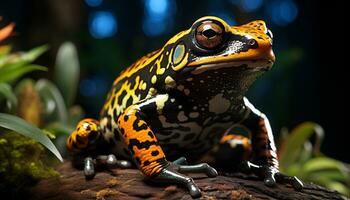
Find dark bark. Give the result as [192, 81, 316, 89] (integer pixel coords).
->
[29, 162, 348, 200]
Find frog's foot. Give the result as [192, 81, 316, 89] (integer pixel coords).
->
[240, 161, 303, 191]
[83, 154, 132, 179]
[152, 158, 218, 198]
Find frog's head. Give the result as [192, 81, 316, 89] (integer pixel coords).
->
[166, 16, 274, 76]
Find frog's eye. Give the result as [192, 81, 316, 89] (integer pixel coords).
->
[195, 21, 224, 49]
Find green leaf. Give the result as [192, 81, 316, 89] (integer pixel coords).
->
[54, 42, 80, 107]
[0, 45, 48, 69]
[279, 122, 324, 169]
[20, 45, 49, 63]
[0, 83, 17, 113]
[0, 64, 47, 83]
[0, 113, 63, 162]
[35, 79, 68, 123]
[302, 157, 347, 174]
[307, 170, 350, 183]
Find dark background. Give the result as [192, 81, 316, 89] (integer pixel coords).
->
[0, 0, 347, 162]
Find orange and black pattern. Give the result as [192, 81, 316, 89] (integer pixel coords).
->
[66, 16, 278, 177]
[117, 105, 168, 176]
[242, 114, 279, 169]
[67, 118, 101, 152]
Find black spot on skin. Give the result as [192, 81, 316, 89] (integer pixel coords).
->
[75, 135, 85, 144]
[113, 109, 118, 123]
[124, 115, 129, 122]
[148, 131, 154, 139]
[117, 90, 127, 105]
[151, 150, 159, 156]
[132, 118, 148, 131]
[86, 125, 91, 131]
[126, 97, 133, 108]
[128, 139, 158, 153]
[113, 128, 120, 141]
[111, 96, 116, 106]
[120, 128, 125, 136]
[88, 131, 98, 141]
[135, 157, 141, 165]
[143, 160, 151, 166]
[107, 116, 112, 130]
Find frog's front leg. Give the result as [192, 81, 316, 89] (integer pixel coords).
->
[240, 97, 303, 190]
[67, 119, 132, 178]
[117, 94, 217, 198]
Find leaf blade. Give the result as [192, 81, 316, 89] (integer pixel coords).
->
[0, 113, 63, 162]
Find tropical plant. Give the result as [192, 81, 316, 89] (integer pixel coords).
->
[0, 20, 62, 161]
[279, 122, 350, 197]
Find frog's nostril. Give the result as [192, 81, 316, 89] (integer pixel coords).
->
[248, 39, 256, 46]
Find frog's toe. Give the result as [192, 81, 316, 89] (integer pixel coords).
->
[84, 157, 95, 179]
[96, 154, 132, 168]
[153, 168, 202, 198]
[173, 157, 188, 165]
[178, 163, 218, 178]
[238, 161, 303, 191]
[275, 173, 303, 191]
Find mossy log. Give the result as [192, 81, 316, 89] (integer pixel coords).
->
[29, 161, 348, 200]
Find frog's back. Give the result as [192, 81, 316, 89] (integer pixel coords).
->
[100, 49, 161, 120]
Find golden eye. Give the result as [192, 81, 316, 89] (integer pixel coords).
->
[195, 21, 223, 49]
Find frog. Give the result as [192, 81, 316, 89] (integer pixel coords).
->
[66, 16, 303, 198]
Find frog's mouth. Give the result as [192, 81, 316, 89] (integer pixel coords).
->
[189, 49, 275, 75]
[190, 58, 274, 75]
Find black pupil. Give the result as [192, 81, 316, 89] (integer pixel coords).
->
[202, 28, 217, 38]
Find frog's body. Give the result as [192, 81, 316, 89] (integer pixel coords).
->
[67, 16, 302, 197]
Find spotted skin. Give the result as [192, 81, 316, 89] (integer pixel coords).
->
[67, 16, 302, 197]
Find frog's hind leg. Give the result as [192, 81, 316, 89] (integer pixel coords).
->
[67, 118, 132, 178]
[215, 134, 252, 171]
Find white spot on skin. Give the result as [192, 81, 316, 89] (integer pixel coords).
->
[186, 78, 193, 82]
[189, 112, 199, 118]
[155, 94, 169, 114]
[170, 98, 175, 102]
[208, 93, 230, 114]
[165, 76, 176, 88]
[151, 75, 157, 84]
[177, 111, 188, 122]
[184, 89, 190, 95]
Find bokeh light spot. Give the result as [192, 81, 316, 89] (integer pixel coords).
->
[146, 0, 168, 17]
[268, 0, 298, 26]
[142, 18, 166, 37]
[89, 11, 117, 39]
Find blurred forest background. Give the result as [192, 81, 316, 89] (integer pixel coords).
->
[0, 0, 347, 163]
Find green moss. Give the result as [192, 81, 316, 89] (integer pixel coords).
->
[0, 132, 59, 192]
